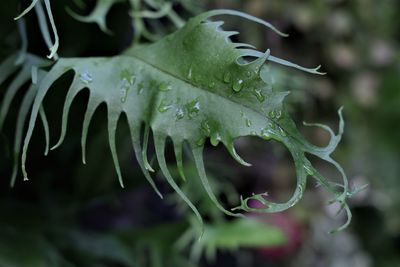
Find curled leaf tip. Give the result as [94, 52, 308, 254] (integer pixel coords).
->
[14, 0, 40, 20]
[328, 204, 352, 234]
[347, 183, 369, 198]
[226, 143, 252, 167]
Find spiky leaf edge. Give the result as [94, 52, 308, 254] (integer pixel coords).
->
[4, 9, 357, 234]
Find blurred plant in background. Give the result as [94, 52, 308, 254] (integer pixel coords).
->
[0, 0, 399, 267]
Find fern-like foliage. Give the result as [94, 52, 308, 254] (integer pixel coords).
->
[1, 8, 356, 233]
[0, 53, 50, 186]
[67, 0, 192, 41]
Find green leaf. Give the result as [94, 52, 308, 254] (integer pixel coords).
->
[176, 217, 286, 262]
[66, 0, 124, 34]
[0, 53, 49, 187]
[14, 0, 59, 59]
[3, 9, 352, 233]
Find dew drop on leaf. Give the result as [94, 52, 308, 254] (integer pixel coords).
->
[137, 82, 144, 95]
[223, 72, 232, 83]
[79, 71, 93, 84]
[241, 112, 252, 127]
[245, 71, 252, 78]
[208, 81, 216, 89]
[201, 120, 211, 135]
[120, 89, 127, 103]
[268, 110, 276, 119]
[276, 110, 282, 119]
[210, 132, 221, 146]
[159, 81, 172, 91]
[187, 66, 193, 80]
[245, 118, 252, 127]
[261, 128, 272, 140]
[185, 99, 200, 118]
[278, 127, 287, 137]
[175, 107, 185, 120]
[252, 88, 265, 103]
[120, 69, 137, 86]
[268, 122, 276, 130]
[232, 79, 244, 92]
[158, 99, 173, 113]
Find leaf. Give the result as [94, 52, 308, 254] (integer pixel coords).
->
[3, 9, 352, 233]
[14, 0, 59, 59]
[66, 0, 187, 40]
[0, 53, 49, 186]
[176, 217, 287, 262]
[66, 0, 124, 34]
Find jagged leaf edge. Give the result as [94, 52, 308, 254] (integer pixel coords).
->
[18, 10, 353, 233]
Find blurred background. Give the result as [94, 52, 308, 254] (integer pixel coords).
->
[0, 0, 399, 266]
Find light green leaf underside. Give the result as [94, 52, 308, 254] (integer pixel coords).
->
[14, 0, 59, 59]
[0, 54, 50, 187]
[3, 9, 353, 233]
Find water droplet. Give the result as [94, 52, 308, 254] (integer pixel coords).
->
[223, 72, 232, 83]
[303, 165, 314, 176]
[79, 71, 93, 84]
[232, 79, 244, 92]
[245, 71, 252, 78]
[276, 110, 282, 119]
[252, 88, 265, 103]
[175, 108, 185, 120]
[245, 118, 252, 127]
[120, 88, 127, 103]
[120, 69, 136, 85]
[210, 132, 221, 146]
[159, 81, 172, 91]
[268, 110, 276, 119]
[201, 120, 211, 135]
[268, 122, 276, 130]
[261, 129, 272, 140]
[185, 99, 200, 118]
[208, 81, 216, 89]
[241, 112, 252, 127]
[137, 82, 144, 95]
[278, 127, 287, 137]
[187, 66, 193, 80]
[119, 75, 134, 103]
[158, 99, 173, 113]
